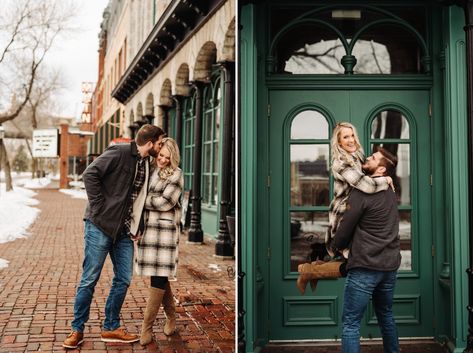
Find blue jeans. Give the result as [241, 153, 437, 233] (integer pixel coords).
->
[342, 268, 399, 353]
[71, 220, 133, 332]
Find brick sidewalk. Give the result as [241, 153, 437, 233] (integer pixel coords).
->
[0, 189, 235, 353]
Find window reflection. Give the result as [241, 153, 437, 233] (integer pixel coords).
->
[290, 211, 330, 272]
[291, 110, 329, 139]
[291, 145, 330, 206]
[284, 39, 393, 74]
[371, 110, 409, 139]
[371, 143, 410, 205]
[399, 210, 412, 271]
[274, 10, 424, 74]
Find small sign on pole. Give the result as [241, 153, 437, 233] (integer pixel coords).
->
[32, 129, 59, 158]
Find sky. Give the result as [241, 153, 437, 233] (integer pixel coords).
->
[47, 0, 109, 120]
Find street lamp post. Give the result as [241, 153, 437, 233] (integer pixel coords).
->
[0, 124, 5, 196]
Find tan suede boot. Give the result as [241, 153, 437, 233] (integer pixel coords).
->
[162, 282, 176, 336]
[296, 261, 344, 295]
[140, 287, 165, 345]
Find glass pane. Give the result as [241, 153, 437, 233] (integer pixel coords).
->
[370, 143, 410, 205]
[290, 211, 330, 272]
[202, 175, 210, 204]
[399, 210, 412, 271]
[290, 145, 330, 206]
[204, 113, 212, 140]
[185, 120, 193, 144]
[291, 111, 329, 139]
[213, 142, 219, 173]
[203, 143, 211, 173]
[213, 175, 218, 205]
[353, 24, 422, 74]
[371, 110, 409, 139]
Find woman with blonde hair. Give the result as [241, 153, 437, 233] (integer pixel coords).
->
[327, 122, 393, 256]
[135, 137, 184, 345]
[297, 122, 393, 293]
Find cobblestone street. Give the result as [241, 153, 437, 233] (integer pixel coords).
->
[0, 189, 235, 353]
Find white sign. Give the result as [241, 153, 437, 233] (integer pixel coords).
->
[32, 129, 59, 158]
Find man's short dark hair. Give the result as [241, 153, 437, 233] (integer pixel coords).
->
[135, 124, 166, 146]
[376, 147, 398, 178]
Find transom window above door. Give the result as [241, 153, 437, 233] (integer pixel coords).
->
[268, 5, 430, 75]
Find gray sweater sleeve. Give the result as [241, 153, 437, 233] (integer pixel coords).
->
[333, 190, 365, 250]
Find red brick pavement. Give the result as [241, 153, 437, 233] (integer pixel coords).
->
[0, 189, 235, 353]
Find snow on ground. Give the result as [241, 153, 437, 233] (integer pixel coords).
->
[0, 183, 41, 269]
[0, 259, 9, 269]
[59, 188, 88, 200]
[15, 177, 52, 188]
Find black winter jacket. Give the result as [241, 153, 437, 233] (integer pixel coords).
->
[333, 185, 401, 272]
[83, 142, 143, 240]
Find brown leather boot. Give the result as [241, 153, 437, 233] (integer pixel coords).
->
[296, 261, 344, 295]
[162, 282, 176, 336]
[140, 287, 165, 345]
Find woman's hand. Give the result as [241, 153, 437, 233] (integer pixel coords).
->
[386, 176, 395, 192]
[130, 231, 142, 242]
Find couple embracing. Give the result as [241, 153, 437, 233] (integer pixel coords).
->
[63, 124, 183, 348]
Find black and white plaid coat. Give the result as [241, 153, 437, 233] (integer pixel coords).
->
[136, 167, 183, 278]
[326, 155, 390, 257]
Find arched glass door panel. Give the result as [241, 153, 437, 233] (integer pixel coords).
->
[289, 109, 331, 271]
[369, 109, 412, 270]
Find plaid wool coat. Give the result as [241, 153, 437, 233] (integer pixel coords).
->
[135, 167, 184, 278]
[325, 155, 390, 257]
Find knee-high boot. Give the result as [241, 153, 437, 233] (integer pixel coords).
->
[162, 282, 176, 335]
[296, 260, 346, 295]
[140, 287, 165, 345]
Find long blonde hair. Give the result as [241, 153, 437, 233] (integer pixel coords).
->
[158, 137, 181, 180]
[331, 122, 364, 164]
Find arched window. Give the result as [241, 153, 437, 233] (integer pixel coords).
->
[289, 109, 331, 272]
[202, 73, 222, 207]
[271, 6, 428, 75]
[370, 109, 412, 270]
[182, 90, 196, 190]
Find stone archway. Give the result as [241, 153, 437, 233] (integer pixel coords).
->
[145, 93, 154, 116]
[222, 17, 235, 62]
[175, 63, 190, 96]
[136, 102, 143, 120]
[193, 41, 217, 82]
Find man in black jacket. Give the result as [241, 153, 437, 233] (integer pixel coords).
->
[63, 124, 165, 349]
[334, 147, 400, 353]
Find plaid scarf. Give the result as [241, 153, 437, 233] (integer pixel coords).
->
[124, 156, 147, 234]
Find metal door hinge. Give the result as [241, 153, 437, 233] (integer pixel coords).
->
[430, 174, 433, 186]
[432, 245, 435, 257]
[267, 247, 271, 259]
[267, 175, 271, 187]
[267, 104, 271, 117]
[429, 103, 432, 117]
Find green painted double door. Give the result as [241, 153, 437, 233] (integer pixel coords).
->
[268, 88, 433, 341]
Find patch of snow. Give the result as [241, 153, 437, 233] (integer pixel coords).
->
[59, 189, 88, 200]
[16, 177, 51, 189]
[208, 264, 222, 272]
[0, 183, 40, 245]
[0, 258, 9, 269]
[400, 250, 411, 271]
[69, 181, 85, 189]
